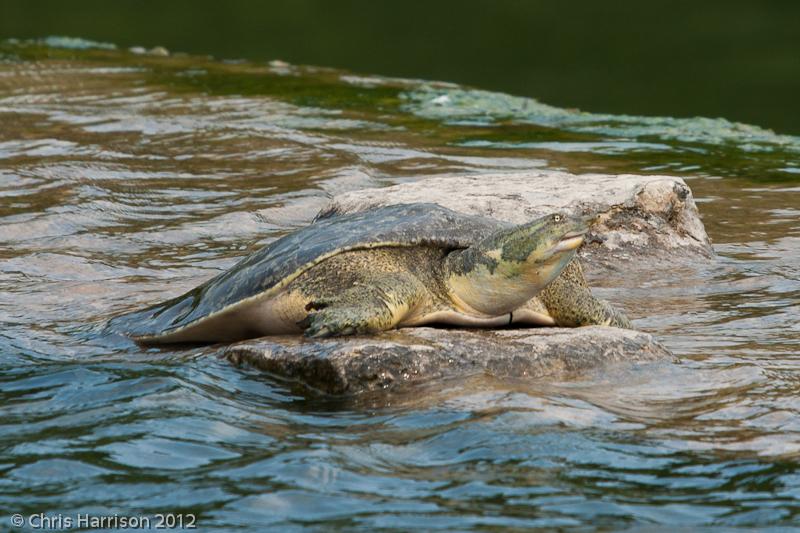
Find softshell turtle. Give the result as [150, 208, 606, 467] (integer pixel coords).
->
[109, 203, 630, 343]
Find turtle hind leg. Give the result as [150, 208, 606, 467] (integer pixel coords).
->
[300, 306, 372, 338]
[299, 272, 426, 338]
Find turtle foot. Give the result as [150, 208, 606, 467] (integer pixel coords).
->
[300, 307, 372, 338]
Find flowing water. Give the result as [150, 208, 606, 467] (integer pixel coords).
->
[1, 38, 799, 530]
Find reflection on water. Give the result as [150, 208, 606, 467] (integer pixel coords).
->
[1, 39, 799, 530]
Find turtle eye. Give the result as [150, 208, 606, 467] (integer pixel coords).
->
[553, 214, 562, 222]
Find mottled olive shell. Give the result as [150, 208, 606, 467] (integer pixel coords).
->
[109, 203, 508, 339]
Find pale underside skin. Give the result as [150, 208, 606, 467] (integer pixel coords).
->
[139, 284, 557, 344]
[134, 246, 561, 344]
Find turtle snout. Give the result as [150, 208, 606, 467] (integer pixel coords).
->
[553, 231, 586, 253]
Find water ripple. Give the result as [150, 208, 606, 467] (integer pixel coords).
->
[2, 39, 800, 530]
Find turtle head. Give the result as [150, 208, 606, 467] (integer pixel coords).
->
[444, 212, 589, 316]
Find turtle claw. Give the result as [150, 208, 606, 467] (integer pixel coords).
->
[306, 325, 356, 339]
[305, 325, 330, 338]
[300, 309, 360, 338]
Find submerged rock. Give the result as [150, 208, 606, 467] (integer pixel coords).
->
[226, 327, 673, 395]
[319, 170, 714, 270]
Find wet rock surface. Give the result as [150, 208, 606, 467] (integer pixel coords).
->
[227, 171, 703, 393]
[225, 327, 673, 395]
[319, 170, 714, 270]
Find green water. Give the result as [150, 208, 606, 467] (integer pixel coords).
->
[1, 37, 799, 531]
[2, 0, 800, 135]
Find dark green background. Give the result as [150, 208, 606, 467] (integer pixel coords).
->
[3, 0, 799, 134]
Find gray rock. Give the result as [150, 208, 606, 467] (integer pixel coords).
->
[225, 327, 673, 395]
[226, 170, 700, 394]
[319, 170, 714, 269]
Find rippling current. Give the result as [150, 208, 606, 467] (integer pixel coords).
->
[1, 38, 799, 530]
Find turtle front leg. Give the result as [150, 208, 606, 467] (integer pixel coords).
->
[539, 266, 633, 329]
[299, 272, 426, 338]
